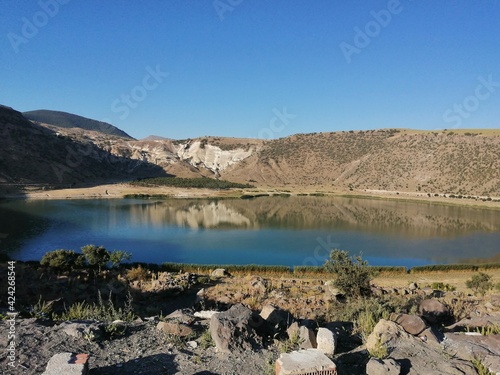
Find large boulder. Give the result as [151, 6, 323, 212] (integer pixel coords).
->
[393, 313, 427, 335]
[418, 299, 450, 324]
[209, 304, 259, 353]
[443, 332, 500, 361]
[366, 320, 476, 375]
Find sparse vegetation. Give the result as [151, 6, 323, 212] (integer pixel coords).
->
[324, 249, 373, 297]
[130, 177, 254, 190]
[466, 272, 493, 296]
[40, 249, 85, 271]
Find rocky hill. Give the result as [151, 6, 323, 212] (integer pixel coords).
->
[3, 105, 500, 197]
[0, 106, 164, 194]
[23, 109, 133, 139]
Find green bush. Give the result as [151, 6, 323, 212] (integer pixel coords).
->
[324, 249, 372, 297]
[130, 177, 254, 190]
[82, 244, 110, 272]
[466, 273, 493, 296]
[40, 249, 84, 271]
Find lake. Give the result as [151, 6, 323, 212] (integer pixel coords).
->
[0, 196, 499, 268]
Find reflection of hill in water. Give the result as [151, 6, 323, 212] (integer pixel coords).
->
[128, 200, 255, 229]
[128, 197, 500, 237]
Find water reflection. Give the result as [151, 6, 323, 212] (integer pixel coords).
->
[0, 196, 498, 267]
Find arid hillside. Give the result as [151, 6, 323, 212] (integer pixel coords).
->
[2, 105, 499, 197]
[0, 105, 165, 194]
[222, 129, 500, 197]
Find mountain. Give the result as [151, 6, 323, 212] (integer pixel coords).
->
[0, 105, 165, 195]
[23, 110, 134, 139]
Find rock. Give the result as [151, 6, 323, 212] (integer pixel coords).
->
[366, 320, 476, 375]
[259, 304, 290, 328]
[156, 322, 194, 337]
[287, 321, 300, 339]
[164, 309, 195, 324]
[443, 332, 500, 361]
[446, 315, 500, 331]
[366, 357, 401, 375]
[409, 282, 418, 291]
[194, 310, 218, 320]
[186, 340, 198, 349]
[298, 325, 317, 349]
[211, 268, 230, 277]
[209, 303, 258, 353]
[325, 280, 344, 298]
[419, 327, 441, 344]
[316, 327, 337, 355]
[393, 313, 427, 335]
[60, 321, 103, 342]
[42, 352, 89, 375]
[249, 276, 268, 294]
[418, 299, 450, 324]
[483, 354, 500, 375]
[276, 349, 337, 375]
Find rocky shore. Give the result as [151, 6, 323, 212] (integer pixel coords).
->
[1, 263, 500, 374]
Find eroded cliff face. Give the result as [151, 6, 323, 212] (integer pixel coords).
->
[174, 141, 254, 173]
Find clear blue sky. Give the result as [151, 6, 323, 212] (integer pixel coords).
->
[1, 0, 499, 139]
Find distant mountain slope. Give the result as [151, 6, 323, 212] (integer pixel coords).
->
[0, 105, 164, 193]
[23, 110, 134, 139]
[220, 129, 500, 197]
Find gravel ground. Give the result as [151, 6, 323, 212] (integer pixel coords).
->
[0, 318, 277, 375]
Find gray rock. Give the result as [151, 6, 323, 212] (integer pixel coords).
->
[419, 299, 450, 324]
[260, 304, 290, 328]
[483, 354, 500, 375]
[394, 313, 427, 335]
[443, 332, 500, 361]
[42, 352, 89, 375]
[298, 325, 317, 349]
[287, 321, 300, 339]
[409, 282, 418, 291]
[60, 321, 103, 342]
[316, 327, 337, 355]
[366, 357, 401, 375]
[276, 349, 337, 375]
[366, 320, 476, 375]
[209, 303, 257, 353]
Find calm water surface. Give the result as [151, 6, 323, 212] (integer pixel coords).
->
[0, 197, 499, 268]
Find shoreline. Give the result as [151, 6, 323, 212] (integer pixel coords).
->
[3, 183, 499, 209]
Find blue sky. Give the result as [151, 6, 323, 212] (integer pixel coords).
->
[1, 0, 499, 139]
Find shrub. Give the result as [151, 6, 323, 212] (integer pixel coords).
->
[466, 273, 493, 296]
[324, 249, 372, 297]
[109, 250, 132, 268]
[126, 265, 150, 281]
[40, 249, 84, 271]
[82, 244, 110, 272]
